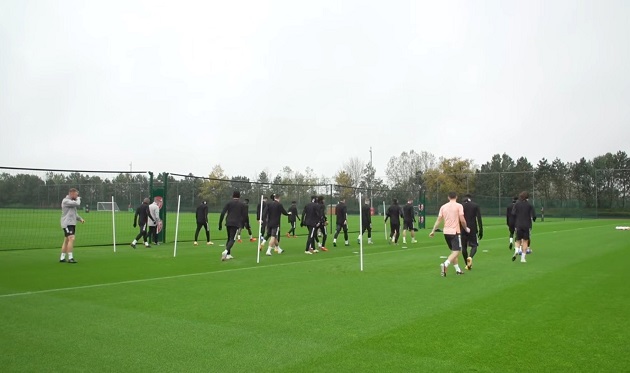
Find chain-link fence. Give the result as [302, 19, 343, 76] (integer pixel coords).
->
[423, 170, 630, 218]
[0, 167, 152, 250]
[2, 166, 628, 250]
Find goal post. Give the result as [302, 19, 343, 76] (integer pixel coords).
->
[97, 201, 120, 212]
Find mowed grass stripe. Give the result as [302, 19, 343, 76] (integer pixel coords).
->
[1, 220, 627, 372]
[0, 221, 614, 298]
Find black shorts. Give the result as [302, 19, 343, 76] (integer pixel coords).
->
[444, 234, 462, 251]
[461, 231, 478, 248]
[63, 225, 76, 237]
[403, 220, 414, 230]
[516, 228, 530, 240]
[266, 226, 280, 238]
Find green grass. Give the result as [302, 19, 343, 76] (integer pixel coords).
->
[1, 216, 629, 372]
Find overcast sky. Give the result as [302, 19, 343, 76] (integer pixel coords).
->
[1, 0, 628, 181]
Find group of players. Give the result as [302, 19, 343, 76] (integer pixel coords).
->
[430, 190, 535, 277]
[58, 188, 535, 271]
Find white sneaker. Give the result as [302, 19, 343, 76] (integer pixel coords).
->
[266, 250, 272, 256]
[305, 251, 313, 255]
[403, 240, 407, 244]
[277, 248, 284, 254]
[193, 241, 198, 246]
[313, 249, 319, 253]
[520, 257, 527, 263]
[368, 240, 373, 245]
[226, 255, 234, 260]
[412, 239, 418, 243]
[221, 250, 228, 261]
[207, 241, 214, 246]
[274, 247, 279, 253]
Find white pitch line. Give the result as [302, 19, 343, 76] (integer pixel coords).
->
[0, 224, 609, 299]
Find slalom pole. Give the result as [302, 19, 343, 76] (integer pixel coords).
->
[359, 192, 364, 272]
[257, 194, 263, 264]
[112, 196, 117, 253]
[173, 195, 181, 257]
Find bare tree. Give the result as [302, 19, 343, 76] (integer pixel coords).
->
[385, 150, 436, 189]
[342, 157, 366, 188]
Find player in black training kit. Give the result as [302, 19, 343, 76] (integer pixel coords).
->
[358, 198, 373, 244]
[257, 196, 268, 247]
[218, 191, 248, 261]
[263, 194, 290, 256]
[131, 198, 153, 248]
[301, 196, 322, 254]
[333, 198, 349, 247]
[461, 194, 483, 270]
[194, 201, 214, 246]
[237, 199, 256, 243]
[385, 199, 403, 244]
[314, 196, 328, 252]
[287, 201, 300, 237]
[512, 191, 536, 263]
[402, 199, 417, 244]
[507, 196, 517, 250]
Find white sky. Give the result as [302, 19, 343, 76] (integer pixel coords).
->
[1, 0, 629, 181]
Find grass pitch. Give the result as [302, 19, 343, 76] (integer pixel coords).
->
[0, 215, 629, 372]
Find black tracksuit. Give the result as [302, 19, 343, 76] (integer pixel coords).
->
[461, 200, 483, 258]
[302, 201, 322, 251]
[512, 199, 535, 241]
[133, 203, 152, 242]
[257, 201, 267, 240]
[316, 203, 328, 247]
[385, 203, 403, 243]
[219, 199, 248, 254]
[194, 203, 210, 242]
[402, 203, 415, 230]
[288, 205, 299, 236]
[361, 203, 372, 238]
[506, 204, 516, 235]
[264, 200, 288, 239]
[333, 202, 348, 241]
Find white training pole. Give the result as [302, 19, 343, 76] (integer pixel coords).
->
[112, 195, 117, 253]
[256, 194, 264, 264]
[173, 195, 181, 258]
[359, 192, 364, 272]
[383, 201, 388, 240]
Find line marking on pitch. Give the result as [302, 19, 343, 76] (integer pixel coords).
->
[0, 223, 610, 299]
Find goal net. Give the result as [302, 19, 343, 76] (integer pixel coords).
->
[97, 201, 120, 212]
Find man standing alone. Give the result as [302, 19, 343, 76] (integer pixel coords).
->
[60, 188, 85, 263]
[194, 200, 213, 246]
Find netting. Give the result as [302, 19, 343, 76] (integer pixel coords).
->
[2, 167, 628, 251]
[166, 173, 332, 243]
[97, 202, 120, 212]
[424, 170, 630, 219]
[0, 167, 151, 251]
